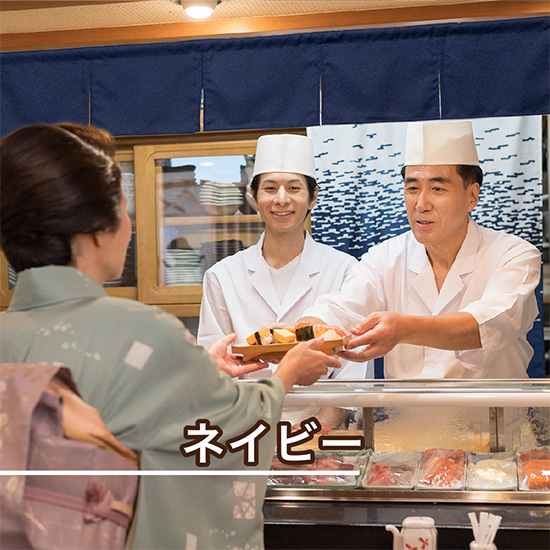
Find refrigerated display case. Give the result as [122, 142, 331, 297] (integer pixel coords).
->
[263, 379, 550, 550]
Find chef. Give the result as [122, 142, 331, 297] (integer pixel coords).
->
[300, 120, 541, 379]
[198, 133, 371, 380]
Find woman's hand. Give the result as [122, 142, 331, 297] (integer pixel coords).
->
[274, 338, 341, 392]
[208, 333, 269, 377]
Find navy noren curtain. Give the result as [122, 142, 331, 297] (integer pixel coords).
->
[1, 16, 548, 136]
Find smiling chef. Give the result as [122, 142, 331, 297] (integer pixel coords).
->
[198, 133, 370, 379]
[300, 120, 541, 379]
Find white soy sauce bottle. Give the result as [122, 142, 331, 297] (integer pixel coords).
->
[386, 516, 438, 550]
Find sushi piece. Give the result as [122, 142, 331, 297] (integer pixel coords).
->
[312, 324, 345, 338]
[320, 329, 342, 341]
[295, 324, 315, 341]
[312, 324, 330, 337]
[246, 327, 274, 345]
[259, 328, 275, 345]
[272, 329, 296, 343]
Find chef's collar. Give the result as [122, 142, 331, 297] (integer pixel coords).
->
[251, 230, 321, 275]
[409, 217, 480, 275]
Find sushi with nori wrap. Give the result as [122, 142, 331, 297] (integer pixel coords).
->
[295, 324, 315, 341]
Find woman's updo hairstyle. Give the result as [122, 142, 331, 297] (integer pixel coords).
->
[0, 123, 121, 272]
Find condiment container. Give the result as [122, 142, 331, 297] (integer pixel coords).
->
[386, 516, 437, 550]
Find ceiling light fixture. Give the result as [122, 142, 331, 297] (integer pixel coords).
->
[179, 0, 221, 20]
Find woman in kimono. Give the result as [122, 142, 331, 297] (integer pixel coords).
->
[0, 123, 340, 550]
[198, 134, 370, 381]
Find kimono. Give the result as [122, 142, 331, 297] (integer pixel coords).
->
[0, 266, 285, 550]
[303, 219, 541, 379]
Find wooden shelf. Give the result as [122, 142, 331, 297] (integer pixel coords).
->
[163, 214, 262, 226]
[134, 139, 266, 306]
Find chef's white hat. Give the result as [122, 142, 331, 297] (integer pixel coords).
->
[404, 120, 479, 167]
[252, 134, 316, 179]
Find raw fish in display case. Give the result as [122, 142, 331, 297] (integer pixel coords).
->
[516, 446, 550, 490]
[416, 448, 465, 489]
[362, 451, 420, 489]
[466, 452, 517, 490]
[268, 451, 370, 488]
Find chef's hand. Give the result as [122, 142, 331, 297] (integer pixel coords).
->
[208, 333, 269, 377]
[275, 338, 341, 392]
[339, 312, 402, 362]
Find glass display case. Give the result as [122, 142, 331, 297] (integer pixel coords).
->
[266, 379, 550, 504]
[263, 379, 549, 550]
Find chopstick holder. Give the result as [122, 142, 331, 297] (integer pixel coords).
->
[468, 512, 502, 550]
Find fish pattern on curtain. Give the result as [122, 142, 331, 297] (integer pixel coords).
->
[307, 116, 542, 254]
[307, 116, 543, 376]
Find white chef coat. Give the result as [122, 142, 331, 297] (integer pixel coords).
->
[302, 219, 541, 379]
[198, 231, 371, 379]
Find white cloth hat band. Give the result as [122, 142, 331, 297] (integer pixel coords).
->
[405, 120, 480, 166]
[252, 134, 316, 179]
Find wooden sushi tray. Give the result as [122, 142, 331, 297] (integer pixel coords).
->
[232, 336, 351, 362]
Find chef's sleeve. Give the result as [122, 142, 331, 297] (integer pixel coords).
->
[197, 269, 235, 349]
[456, 239, 540, 371]
[302, 254, 386, 331]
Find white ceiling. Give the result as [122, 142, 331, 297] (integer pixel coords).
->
[0, 0, 500, 34]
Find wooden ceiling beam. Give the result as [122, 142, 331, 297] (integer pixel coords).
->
[0, 1, 146, 10]
[1, 1, 548, 52]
